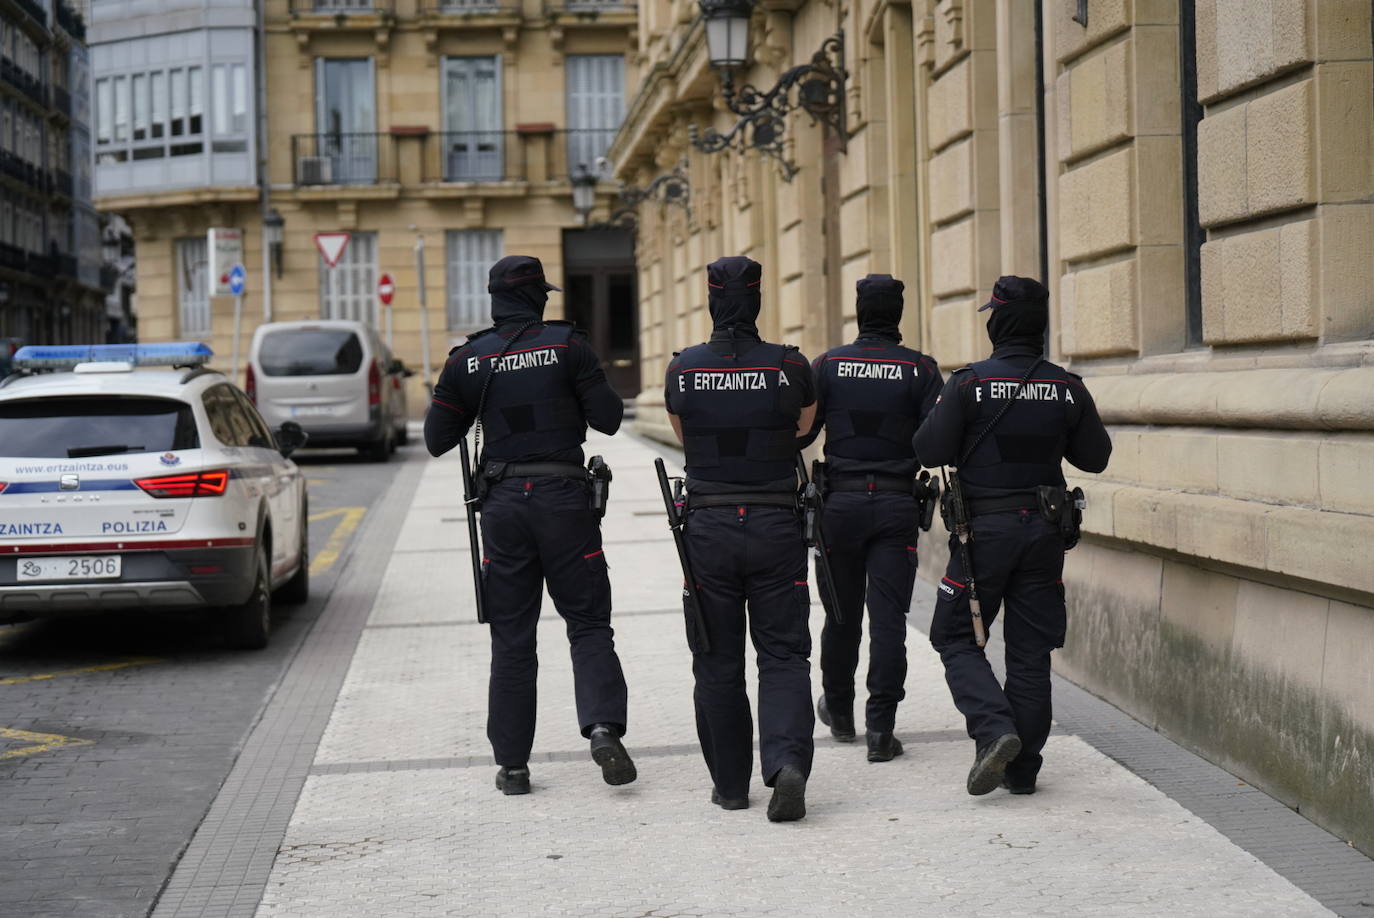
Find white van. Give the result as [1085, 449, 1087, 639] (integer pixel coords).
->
[246, 320, 411, 462]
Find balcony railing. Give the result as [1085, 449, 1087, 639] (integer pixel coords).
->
[292, 133, 394, 185]
[52, 169, 74, 198]
[56, 3, 87, 41]
[52, 86, 71, 118]
[289, 0, 392, 12]
[420, 0, 517, 14]
[563, 0, 629, 9]
[14, 0, 47, 27]
[0, 243, 25, 272]
[55, 253, 79, 279]
[289, 129, 618, 187]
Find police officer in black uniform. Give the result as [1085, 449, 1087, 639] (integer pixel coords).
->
[913, 276, 1111, 796]
[805, 275, 944, 762]
[664, 256, 817, 822]
[425, 254, 636, 796]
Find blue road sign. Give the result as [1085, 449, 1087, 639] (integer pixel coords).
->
[228, 264, 247, 296]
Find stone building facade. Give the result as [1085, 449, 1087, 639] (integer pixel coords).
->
[612, 0, 1374, 853]
[90, 0, 639, 399]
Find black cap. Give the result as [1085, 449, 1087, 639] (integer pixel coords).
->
[857, 273, 904, 299]
[488, 254, 561, 294]
[979, 275, 1048, 311]
[707, 256, 762, 292]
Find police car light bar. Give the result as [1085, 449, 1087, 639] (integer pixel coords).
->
[12, 342, 214, 370]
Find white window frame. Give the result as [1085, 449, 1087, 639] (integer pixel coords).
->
[176, 236, 211, 336]
[319, 231, 378, 324]
[440, 55, 504, 181]
[565, 54, 624, 178]
[446, 230, 502, 331]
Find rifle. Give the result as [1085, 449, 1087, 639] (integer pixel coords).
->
[459, 437, 486, 625]
[942, 467, 985, 647]
[654, 458, 710, 654]
[796, 454, 844, 625]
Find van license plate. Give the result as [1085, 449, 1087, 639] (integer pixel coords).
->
[17, 556, 122, 582]
[291, 405, 335, 417]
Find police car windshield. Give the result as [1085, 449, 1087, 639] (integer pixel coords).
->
[0, 396, 199, 459]
[259, 329, 363, 377]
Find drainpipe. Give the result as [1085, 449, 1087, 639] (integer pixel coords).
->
[256, 0, 273, 322]
[1033, 0, 1050, 354]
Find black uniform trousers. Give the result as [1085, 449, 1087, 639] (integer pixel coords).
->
[816, 491, 920, 734]
[480, 476, 629, 768]
[929, 509, 1066, 784]
[685, 505, 815, 800]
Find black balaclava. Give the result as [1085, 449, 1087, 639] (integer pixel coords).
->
[856, 274, 904, 342]
[982, 275, 1049, 352]
[707, 256, 762, 340]
[490, 285, 548, 326]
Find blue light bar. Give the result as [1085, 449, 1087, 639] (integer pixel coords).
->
[13, 342, 214, 370]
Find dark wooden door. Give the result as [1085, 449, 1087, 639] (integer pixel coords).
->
[562, 230, 639, 397]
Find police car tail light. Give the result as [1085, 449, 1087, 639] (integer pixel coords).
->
[0, 482, 7, 494]
[367, 361, 381, 407]
[134, 470, 230, 498]
[245, 363, 257, 405]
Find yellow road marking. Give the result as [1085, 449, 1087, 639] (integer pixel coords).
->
[308, 507, 367, 576]
[0, 657, 163, 686]
[0, 727, 94, 760]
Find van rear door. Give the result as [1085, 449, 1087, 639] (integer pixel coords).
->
[254, 327, 372, 430]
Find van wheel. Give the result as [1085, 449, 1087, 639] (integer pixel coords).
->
[276, 501, 309, 605]
[396, 424, 410, 446]
[362, 432, 391, 463]
[225, 547, 271, 650]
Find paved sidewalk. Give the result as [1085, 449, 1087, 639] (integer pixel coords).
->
[172, 432, 1367, 917]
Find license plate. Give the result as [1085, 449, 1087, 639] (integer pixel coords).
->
[16, 556, 122, 582]
[291, 405, 336, 417]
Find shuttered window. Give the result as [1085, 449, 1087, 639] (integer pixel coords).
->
[565, 55, 624, 177]
[319, 231, 378, 324]
[446, 230, 502, 331]
[176, 236, 210, 336]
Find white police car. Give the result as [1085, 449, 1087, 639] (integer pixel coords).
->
[0, 343, 309, 649]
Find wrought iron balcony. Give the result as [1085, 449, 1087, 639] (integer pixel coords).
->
[289, 0, 393, 12]
[421, 129, 618, 184]
[51, 86, 71, 119]
[420, 0, 516, 13]
[292, 133, 396, 185]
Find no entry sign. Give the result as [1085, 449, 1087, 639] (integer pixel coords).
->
[378, 273, 395, 307]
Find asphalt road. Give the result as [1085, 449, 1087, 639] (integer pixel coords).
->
[0, 440, 423, 918]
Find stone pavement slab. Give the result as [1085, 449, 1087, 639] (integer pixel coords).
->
[242, 432, 1356, 917]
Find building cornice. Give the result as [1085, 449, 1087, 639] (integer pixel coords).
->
[94, 186, 260, 212]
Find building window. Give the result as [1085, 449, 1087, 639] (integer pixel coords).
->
[176, 236, 211, 337]
[95, 64, 231, 163]
[1179, 0, 1204, 346]
[565, 55, 624, 176]
[312, 59, 376, 184]
[446, 230, 501, 330]
[319, 231, 377, 324]
[441, 56, 502, 181]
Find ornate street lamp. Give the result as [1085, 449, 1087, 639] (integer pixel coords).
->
[264, 209, 285, 278]
[570, 163, 600, 225]
[690, 1, 848, 182]
[586, 164, 693, 232]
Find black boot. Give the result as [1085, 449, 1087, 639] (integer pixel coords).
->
[589, 724, 637, 786]
[1002, 775, 1037, 795]
[967, 733, 1022, 796]
[495, 766, 530, 795]
[866, 730, 905, 763]
[817, 697, 856, 743]
[710, 787, 749, 810]
[766, 764, 807, 823]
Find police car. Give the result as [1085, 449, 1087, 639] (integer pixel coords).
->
[0, 343, 310, 649]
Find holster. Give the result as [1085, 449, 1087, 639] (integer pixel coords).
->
[812, 460, 829, 498]
[1036, 485, 1085, 550]
[914, 470, 941, 532]
[476, 459, 506, 502]
[587, 455, 613, 518]
[939, 486, 957, 533]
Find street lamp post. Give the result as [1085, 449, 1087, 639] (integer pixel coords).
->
[264, 209, 285, 279]
[690, 0, 848, 182]
[570, 164, 599, 225]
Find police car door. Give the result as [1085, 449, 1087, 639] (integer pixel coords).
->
[230, 387, 301, 582]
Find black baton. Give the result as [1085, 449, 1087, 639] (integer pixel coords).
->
[654, 458, 711, 654]
[459, 438, 486, 625]
[796, 454, 844, 625]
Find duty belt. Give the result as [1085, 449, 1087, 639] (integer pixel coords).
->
[492, 462, 586, 481]
[827, 474, 913, 494]
[686, 492, 798, 511]
[968, 493, 1039, 517]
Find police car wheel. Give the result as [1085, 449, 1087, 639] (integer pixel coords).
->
[275, 501, 309, 606]
[224, 547, 272, 650]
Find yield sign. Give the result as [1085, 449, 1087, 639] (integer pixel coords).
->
[377, 273, 395, 306]
[314, 232, 351, 268]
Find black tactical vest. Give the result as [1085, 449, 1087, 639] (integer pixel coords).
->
[672, 339, 799, 485]
[956, 354, 1087, 496]
[462, 322, 585, 460]
[818, 339, 933, 477]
